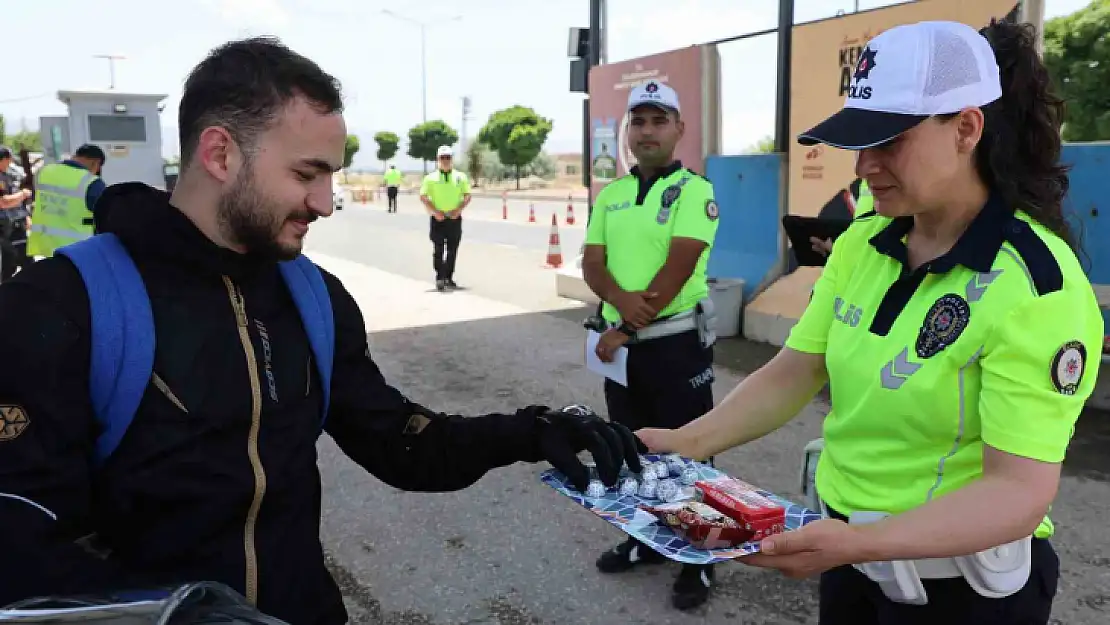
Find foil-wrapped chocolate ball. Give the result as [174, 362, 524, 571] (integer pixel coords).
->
[679, 465, 700, 486]
[656, 479, 680, 502]
[637, 479, 658, 499]
[585, 480, 607, 498]
[653, 462, 670, 479]
[618, 477, 639, 496]
[665, 456, 687, 475]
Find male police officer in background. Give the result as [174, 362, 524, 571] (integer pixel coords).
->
[383, 163, 402, 213]
[582, 80, 721, 611]
[26, 143, 107, 259]
[0, 146, 33, 281]
[420, 144, 471, 291]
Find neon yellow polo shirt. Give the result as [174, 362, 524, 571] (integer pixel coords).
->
[384, 168, 403, 186]
[420, 169, 470, 212]
[787, 196, 1103, 539]
[585, 162, 719, 323]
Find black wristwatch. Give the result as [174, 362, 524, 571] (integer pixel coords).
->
[616, 322, 636, 337]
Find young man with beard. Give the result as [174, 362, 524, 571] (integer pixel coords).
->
[0, 37, 642, 625]
[582, 80, 721, 611]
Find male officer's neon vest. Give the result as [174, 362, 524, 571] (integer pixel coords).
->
[27, 163, 98, 258]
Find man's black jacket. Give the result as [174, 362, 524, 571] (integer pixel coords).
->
[0, 183, 548, 624]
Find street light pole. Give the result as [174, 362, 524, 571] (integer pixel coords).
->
[381, 10, 460, 173]
[420, 23, 428, 124]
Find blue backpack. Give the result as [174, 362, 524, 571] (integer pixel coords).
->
[56, 233, 335, 467]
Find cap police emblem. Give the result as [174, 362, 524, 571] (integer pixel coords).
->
[705, 199, 719, 221]
[0, 405, 29, 442]
[915, 293, 970, 359]
[645, 81, 659, 93]
[1051, 340, 1086, 395]
[855, 46, 878, 81]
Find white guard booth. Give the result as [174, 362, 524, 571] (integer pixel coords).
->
[38, 89, 169, 189]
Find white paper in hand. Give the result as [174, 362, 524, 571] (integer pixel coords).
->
[585, 329, 629, 387]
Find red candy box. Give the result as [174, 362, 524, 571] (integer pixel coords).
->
[640, 501, 752, 550]
[694, 476, 787, 542]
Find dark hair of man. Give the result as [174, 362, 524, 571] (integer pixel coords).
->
[177, 36, 344, 169]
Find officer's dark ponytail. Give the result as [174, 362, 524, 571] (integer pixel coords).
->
[975, 19, 1074, 248]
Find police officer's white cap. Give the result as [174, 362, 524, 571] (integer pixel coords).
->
[436, 145, 453, 158]
[798, 20, 1003, 150]
[627, 81, 681, 114]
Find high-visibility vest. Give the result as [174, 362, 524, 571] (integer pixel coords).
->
[855, 179, 874, 215]
[27, 163, 98, 258]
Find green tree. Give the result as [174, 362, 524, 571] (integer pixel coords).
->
[6, 129, 42, 152]
[1044, 0, 1110, 142]
[477, 106, 553, 189]
[464, 140, 484, 185]
[0, 114, 6, 145]
[341, 135, 360, 181]
[406, 120, 459, 170]
[373, 131, 400, 168]
[744, 135, 775, 154]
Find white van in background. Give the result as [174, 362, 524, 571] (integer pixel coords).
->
[332, 175, 345, 211]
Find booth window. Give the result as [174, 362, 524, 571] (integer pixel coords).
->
[88, 115, 147, 142]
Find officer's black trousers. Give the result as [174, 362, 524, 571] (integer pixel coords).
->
[429, 217, 462, 281]
[604, 328, 714, 431]
[604, 328, 715, 575]
[0, 217, 27, 283]
[387, 187, 399, 212]
[819, 507, 1059, 625]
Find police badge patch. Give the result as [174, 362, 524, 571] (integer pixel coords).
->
[705, 199, 719, 221]
[657, 184, 682, 224]
[915, 293, 970, 359]
[1050, 340, 1086, 395]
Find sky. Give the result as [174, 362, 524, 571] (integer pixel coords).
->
[0, 0, 1092, 171]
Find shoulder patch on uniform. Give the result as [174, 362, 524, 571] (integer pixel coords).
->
[1051, 340, 1086, 395]
[1002, 217, 1064, 296]
[0, 405, 30, 442]
[683, 168, 712, 183]
[705, 199, 719, 221]
[916, 293, 970, 359]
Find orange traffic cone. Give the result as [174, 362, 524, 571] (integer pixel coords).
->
[566, 194, 576, 225]
[545, 213, 563, 268]
[528, 203, 536, 223]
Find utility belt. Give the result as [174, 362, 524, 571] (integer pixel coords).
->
[799, 438, 1032, 605]
[583, 297, 717, 348]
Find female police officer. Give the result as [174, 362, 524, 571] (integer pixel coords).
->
[635, 18, 1103, 625]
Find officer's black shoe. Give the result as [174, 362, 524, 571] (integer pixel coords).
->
[435, 279, 447, 292]
[672, 564, 713, 611]
[445, 279, 460, 290]
[596, 538, 666, 573]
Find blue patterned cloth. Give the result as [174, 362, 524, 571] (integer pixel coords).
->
[540, 454, 823, 564]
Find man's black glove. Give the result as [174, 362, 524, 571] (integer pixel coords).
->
[534, 404, 646, 492]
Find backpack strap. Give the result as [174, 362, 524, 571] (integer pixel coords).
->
[278, 256, 335, 425]
[56, 234, 156, 467]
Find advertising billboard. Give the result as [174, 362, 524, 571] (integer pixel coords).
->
[788, 0, 1019, 219]
[587, 45, 722, 203]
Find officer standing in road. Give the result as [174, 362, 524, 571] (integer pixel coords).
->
[383, 164, 402, 213]
[420, 145, 471, 291]
[26, 143, 107, 259]
[581, 80, 721, 611]
[636, 20, 1101, 625]
[0, 147, 33, 282]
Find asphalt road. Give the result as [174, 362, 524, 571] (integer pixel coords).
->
[304, 198, 1110, 625]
